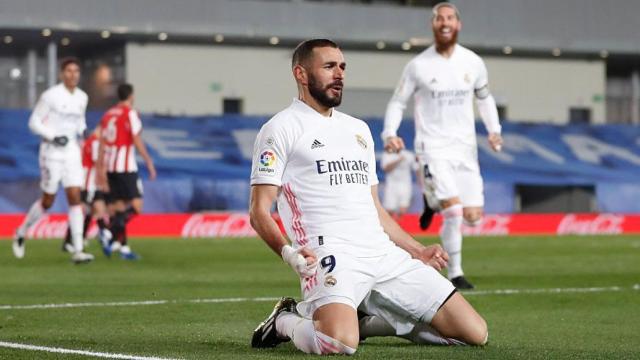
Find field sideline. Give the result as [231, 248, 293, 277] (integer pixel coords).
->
[0, 235, 638, 359]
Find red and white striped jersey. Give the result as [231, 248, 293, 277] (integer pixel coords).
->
[100, 104, 142, 173]
[82, 132, 100, 191]
[82, 132, 99, 169]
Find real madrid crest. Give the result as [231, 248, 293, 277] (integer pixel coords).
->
[265, 136, 275, 146]
[355, 134, 367, 149]
[324, 275, 337, 287]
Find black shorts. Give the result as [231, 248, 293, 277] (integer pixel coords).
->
[81, 189, 106, 204]
[107, 172, 142, 201]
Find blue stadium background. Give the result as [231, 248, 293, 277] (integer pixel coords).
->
[2, 109, 639, 214]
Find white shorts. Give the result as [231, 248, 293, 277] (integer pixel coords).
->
[297, 244, 455, 334]
[383, 183, 412, 212]
[39, 145, 84, 194]
[418, 157, 484, 207]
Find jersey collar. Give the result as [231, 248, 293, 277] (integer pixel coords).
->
[292, 98, 335, 120]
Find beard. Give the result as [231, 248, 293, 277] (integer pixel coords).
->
[308, 74, 342, 108]
[433, 27, 458, 49]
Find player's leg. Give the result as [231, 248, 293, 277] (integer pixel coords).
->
[429, 292, 487, 345]
[458, 163, 484, 227]
[12, 192, 55, 259]
[116, 174, 143, 259]
[62, 191, 91, 253]
[62, 152, 94, 263]
[359, 247, 486, 345]
[451, 162, 485, 288]
[108, 198, 127, 254]
[92, 191, 112, 247]
[274, 302, 359, 355]
[440, 196, 469, 288]
[105, 172, 128, 253]
[416, 156, 439, 230]
[253, 247, 372, 354]
[428, 160, 470, 287]
[13, 154, 62, 258]
[64, 186, 93, 263]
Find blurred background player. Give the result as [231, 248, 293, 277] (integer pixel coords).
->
[12, 57, 94, 264]
[97, 83, 156, 260]
[381, 149, 417, 219]
[61, 126, 112, 253]
[382, 3, 503, 289]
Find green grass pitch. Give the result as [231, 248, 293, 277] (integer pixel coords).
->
[0, 235, 638, 359]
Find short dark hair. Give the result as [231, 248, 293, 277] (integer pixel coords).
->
[117, 83, 134, 101]
[292, 39, 339, 68]
[60, 57, 80, 71]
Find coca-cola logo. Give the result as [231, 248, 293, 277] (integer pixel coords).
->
[557, 214, 624, 235]
[26, 215, 68, 239]
[181, 213, 257, 238]
[462, 215, 511, 236]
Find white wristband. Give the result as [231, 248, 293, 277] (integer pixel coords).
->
[281, 245, 317, 278]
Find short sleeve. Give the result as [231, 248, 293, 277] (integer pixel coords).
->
[474, 57, 489, 90]
[365, 126, 379, 186]
[129, 109, 142, 135]
[250, 121, 290, 187]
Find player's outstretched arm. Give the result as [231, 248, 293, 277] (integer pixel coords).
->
[474, 85, 502, 152]
[95, 133, 109, 193]
[381, 62, 416, 144]
[250, 185, 317, 277]
[371, 185, 448, 271]
[133, 132, 156, 180]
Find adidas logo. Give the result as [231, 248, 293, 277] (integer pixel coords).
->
[429, 78, 437, 84]
[311, 139, 325, 149]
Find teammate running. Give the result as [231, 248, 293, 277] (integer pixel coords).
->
[13, 57, 94, 264]
[382, 2, 503, 289]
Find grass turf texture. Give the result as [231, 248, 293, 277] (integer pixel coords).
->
[0, 235, 638, 359]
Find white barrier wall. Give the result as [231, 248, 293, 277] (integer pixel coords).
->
[126, 43, 605, 124]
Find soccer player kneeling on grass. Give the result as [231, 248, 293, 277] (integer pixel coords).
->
[248, 38, 488, 355]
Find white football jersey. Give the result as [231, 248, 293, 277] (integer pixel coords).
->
[383, 44, 500, 160]
[29, 83, 88, 159]
[381, 150, 416, 188]
[251, 99, 394, 256]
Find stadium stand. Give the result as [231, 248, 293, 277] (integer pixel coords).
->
[1, 109, 639, 214]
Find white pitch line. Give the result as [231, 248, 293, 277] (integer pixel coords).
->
[464, 285, 630, 296]
[0, 285, 637, 311]
[0, 341, 181, 360]
[0, 297, 279, 311]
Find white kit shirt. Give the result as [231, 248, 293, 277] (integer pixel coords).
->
[383, 44, 500, 161]
[381, 150, 416, 189]
[251, 99, 394, 256]
[29, 83, 88, 159]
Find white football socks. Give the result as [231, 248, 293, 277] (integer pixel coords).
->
[359, 314, 469, 346]
[276, 312, 356, 355]
[359, 314, 396, 338]
[16, 200, 45, 238]
[68, 205, 84, 252]
[441, 204, 464, 279]
[404, 321, 469, 345]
